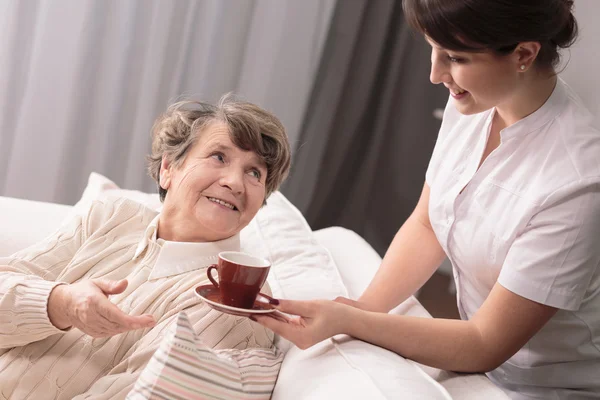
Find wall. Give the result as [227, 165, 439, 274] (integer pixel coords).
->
[560, 0, 600, 126]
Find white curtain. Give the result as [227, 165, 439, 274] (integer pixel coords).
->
[0, 0, 335, 205]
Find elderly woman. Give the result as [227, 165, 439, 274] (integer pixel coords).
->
[0, 95, 291, 399]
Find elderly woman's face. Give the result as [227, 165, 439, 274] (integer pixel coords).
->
[159, 122, 267, 242]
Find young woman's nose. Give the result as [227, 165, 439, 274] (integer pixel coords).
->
[429, 53, 451, 85]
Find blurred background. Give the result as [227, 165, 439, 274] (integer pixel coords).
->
[1, 0, 598, 317]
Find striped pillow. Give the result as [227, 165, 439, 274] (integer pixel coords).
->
[127, 312, 283, 400]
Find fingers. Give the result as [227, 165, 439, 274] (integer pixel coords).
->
[258, 293, 280, 306]
[72, 295, 155, 337]
[96, 299, 155, 332]
[95, 304, 134, 335]
[271, 310, 292, 323]
[65, 279, 156, 338]
[251, 310, 292, 324]
[77, 307, 154, 338]
[253, 314, 315, 350]
[93, 279, 128, 295]
[274, 299, 316, 317]
[252, 314, 295, 337]
[333, 296, 355, 306]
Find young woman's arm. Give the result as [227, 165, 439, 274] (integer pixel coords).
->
[347, 283, 556, 371]
[255, 284, 557, 372]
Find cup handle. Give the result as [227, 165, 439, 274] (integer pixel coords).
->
[207, 265, 219, 289]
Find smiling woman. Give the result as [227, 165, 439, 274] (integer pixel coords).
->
[252, 1, 600, 399]
[148, 95, 291, 201]
[0, 94, 291, 399]
[406, 0, 577, 119]
[146, 96, 290, 242]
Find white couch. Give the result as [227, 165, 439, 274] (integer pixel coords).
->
[0, 175, 509, 399]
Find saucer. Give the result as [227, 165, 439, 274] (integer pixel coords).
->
[194, 284, 277, 317]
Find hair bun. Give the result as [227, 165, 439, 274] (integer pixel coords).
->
[552, 0, 578, 48]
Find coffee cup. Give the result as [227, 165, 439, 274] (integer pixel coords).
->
[206, 251, 271, 309]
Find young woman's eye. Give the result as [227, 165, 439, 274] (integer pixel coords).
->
[211, 153, 225, 163]
[447, 55, 465, 63]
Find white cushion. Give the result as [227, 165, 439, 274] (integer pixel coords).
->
[273, 337, 451, 400]
[313, 227, 432, 318]
[73, 172, 162, 214]
[313, 227, 383, 300]
[240, 193, 348, 302]
[0, 196, 72, 256]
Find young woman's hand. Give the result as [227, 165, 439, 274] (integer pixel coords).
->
[252, 299, 352, 349]
[47, 279, 155, 337]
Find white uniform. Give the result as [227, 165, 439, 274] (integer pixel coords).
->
[426, 78, 600, 399]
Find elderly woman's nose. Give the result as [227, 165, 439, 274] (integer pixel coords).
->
[219, 167, 245, 193]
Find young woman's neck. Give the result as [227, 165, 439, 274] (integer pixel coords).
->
[495, 71, 558, 129]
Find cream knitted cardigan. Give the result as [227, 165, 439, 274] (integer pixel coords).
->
[0, 197, 273, 399]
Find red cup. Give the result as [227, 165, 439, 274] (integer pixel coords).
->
[207, 251, 271, 309]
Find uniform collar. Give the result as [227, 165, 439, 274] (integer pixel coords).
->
[132, 213, 241, 280]
[499, 77, 568, 141]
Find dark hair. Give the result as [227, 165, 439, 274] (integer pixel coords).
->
[403, 0, 578, 69]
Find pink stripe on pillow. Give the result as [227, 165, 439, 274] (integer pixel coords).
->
[127, 312, 283, 400]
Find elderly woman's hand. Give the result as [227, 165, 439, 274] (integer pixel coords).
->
[47, 279, 156, 338]
[252, 299, 352, 350]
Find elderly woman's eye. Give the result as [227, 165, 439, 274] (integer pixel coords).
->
[249, 169, 261, 179]
[211, 153, 225, 162]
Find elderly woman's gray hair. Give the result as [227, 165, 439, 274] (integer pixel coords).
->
[147, 94, 291, 202]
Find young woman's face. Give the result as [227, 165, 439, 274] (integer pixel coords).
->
[427, 37, 520, 115]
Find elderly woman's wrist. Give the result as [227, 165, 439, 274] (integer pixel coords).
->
[48, 284, 72, 330]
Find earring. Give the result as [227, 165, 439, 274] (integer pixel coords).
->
[520, 65, 526, 71]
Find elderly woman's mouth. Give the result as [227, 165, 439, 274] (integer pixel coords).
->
[207, 196, 238, 211]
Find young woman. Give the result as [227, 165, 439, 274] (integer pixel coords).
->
[255, 1, 600, 398]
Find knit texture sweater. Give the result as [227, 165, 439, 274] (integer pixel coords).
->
[0, 197, 273, 399]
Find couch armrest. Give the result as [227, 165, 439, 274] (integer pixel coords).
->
[313, 226, 431, 318]
[0, 196, 72, 256]
[313, 226, 381, 299]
